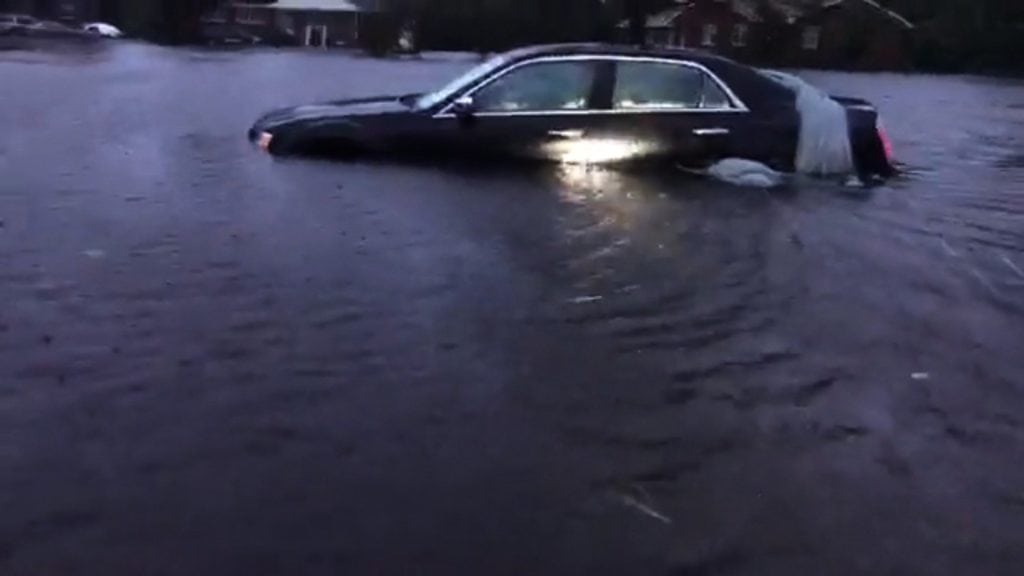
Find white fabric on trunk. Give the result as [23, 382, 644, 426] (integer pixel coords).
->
[761, 70, 854, 176]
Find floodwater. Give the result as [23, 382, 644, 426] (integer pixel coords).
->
[1, 43, 1022, 575]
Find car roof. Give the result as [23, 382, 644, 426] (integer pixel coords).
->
[506, 43, 733, 67]
[498, 43, 795, 111]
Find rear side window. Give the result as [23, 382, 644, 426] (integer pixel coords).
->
[613, 61, 737, 110]
[701, 78, 732, 109]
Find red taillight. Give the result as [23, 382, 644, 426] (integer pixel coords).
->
[877, 119, 894, 164]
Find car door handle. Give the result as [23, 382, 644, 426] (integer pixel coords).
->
[547, 129, 584, 140]
[693, 127, 730, 136]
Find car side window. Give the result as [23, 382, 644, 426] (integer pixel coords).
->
[472, 61, 596, 113]
[701, 76, 733, 109]
[613, 61, 735, 110]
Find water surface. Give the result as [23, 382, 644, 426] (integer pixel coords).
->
[1, 44, 1022, 575]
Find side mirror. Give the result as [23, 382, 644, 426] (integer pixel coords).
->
[452, 95, 476, 118]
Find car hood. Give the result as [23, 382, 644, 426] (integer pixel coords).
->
[255, 95, 416, 131]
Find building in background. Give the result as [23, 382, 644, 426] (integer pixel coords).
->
[622, 0, 914, 70]
[615, 4, 684, 47]
[776, 0, 914, 70]
[208, 0, 389, 48]
[674, 0, 766, 61]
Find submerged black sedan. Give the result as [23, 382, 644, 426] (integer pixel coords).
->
[249, 43, 894, 176]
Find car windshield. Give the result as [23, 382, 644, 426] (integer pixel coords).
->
[414, 54, 511, 110]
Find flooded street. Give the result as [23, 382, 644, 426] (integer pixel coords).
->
[1, 44, 1022, 575]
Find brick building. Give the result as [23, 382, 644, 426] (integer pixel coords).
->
[629, 0, 914, 70]
[208, 0, 389, 48]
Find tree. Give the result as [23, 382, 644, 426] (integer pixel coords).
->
[157, 0, 219, 44]
[101, 0, 219, 43]
[405, 0, 615, 51]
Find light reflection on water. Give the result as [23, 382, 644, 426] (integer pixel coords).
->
[543, 137, 654, 165]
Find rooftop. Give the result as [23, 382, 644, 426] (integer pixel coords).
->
[234, 0, 382, 12]
[623, 0, 914, 28]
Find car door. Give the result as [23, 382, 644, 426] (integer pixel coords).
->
[595, 59, 749, 167]
[429, 58, 605, 163]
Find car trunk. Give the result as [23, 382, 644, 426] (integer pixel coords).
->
[832, 95, 895, 177]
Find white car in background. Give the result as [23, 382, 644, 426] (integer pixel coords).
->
[82, 22, 123, 38]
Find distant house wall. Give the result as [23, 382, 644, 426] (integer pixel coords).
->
[50, 0, 100, 21]
[645, 26, 675, 46]
[614, 25, 678, 47]
[666, 0, 912, 70]
[777, 1, 912, 70]
[217, 3, 379, 47]
[614, 6, 683, 47]
[277, 10, 362, 47]
[677, 0, 764, 62]
[228, 4, 272, 25]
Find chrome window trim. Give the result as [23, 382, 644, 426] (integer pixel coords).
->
[433, 54, 750, 119]
[442, 108, 748, 118]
